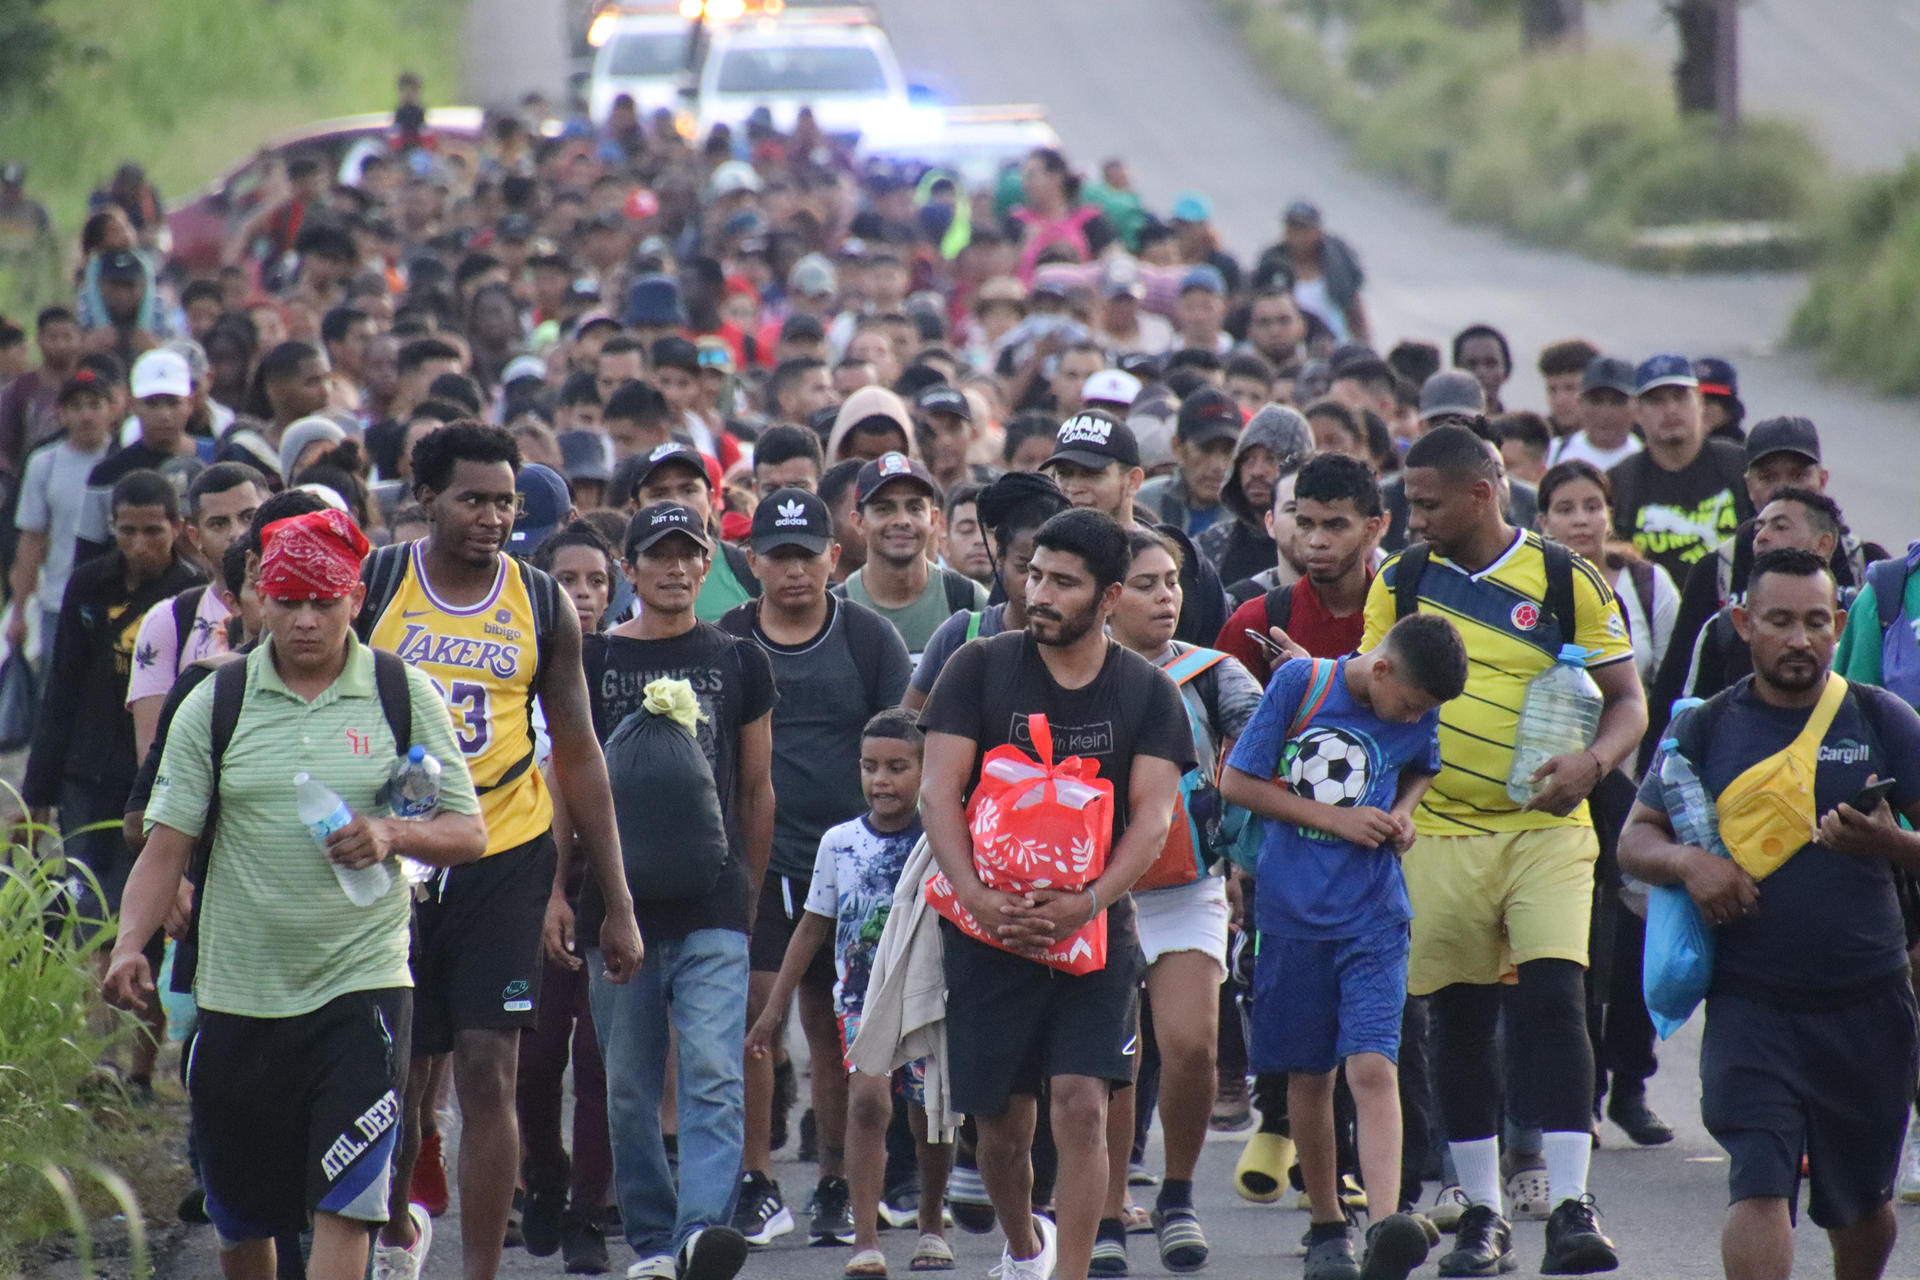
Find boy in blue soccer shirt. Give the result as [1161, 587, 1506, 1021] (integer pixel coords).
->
[1221, 614, 1468, 1280]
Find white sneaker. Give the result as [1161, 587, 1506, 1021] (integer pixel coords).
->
[373, 1203, 432, 1280]
[627, 1255, 676, 1280]
[1899, 1110, 1920, 1205]
[990, 1214, 1056, 1280]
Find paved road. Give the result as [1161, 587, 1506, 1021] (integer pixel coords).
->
[1588, 1, 1920, 175]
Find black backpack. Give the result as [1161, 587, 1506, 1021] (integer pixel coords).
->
[170, 648, 414, 992]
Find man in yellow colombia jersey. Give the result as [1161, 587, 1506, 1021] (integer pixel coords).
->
[357, 422, 642, 1280]
[1358, 425, 1646, 1276]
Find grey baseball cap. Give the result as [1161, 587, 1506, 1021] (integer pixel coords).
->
[1419, 370, 1486, 422]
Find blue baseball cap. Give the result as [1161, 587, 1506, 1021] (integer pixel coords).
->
[1635, 353, 1698, 396]
[1180, 264, 1227, 296]
[507, 463, 571, 554]
[620, 273, 684, 328]
[1171, 192, 1213, 223]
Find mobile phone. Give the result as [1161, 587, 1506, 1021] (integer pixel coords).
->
[1848, 778, 1897, 813]
[1244, 628, 1288, 660]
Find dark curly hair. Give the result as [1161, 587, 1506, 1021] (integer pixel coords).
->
[410, 420, 521, 495]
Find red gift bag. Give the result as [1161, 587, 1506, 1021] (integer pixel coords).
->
[926, 714, 1114, 974]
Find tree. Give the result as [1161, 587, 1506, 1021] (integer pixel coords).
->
[0, 0, 64, 113]
[1520, 0, 1585, 49]
[1667, 0, 1739, 136]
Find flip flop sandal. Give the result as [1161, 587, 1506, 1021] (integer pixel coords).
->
[1152, 1207, 1209, 1274]
[909, 1235, 954, 1272]
[843, 1248, 888, 1279]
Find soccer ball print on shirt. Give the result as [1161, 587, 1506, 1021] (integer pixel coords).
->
[1282, 725, 1375, 829]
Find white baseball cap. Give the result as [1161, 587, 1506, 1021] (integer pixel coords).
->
[131, 349, 192, 400]
[1082, 369, 1143, 410]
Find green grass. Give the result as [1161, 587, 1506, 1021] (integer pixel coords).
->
[1219, 0, 1828, 268]
[0, 818, 182, 1273]
[1790, 158, 1920, 393]
[0, 0, 462, 244]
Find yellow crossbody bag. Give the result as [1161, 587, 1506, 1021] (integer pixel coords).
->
[1714, 673, 1847, 881]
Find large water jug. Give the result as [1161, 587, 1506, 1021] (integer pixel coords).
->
[1506, 644, 1604, 804]
[295, 772, 392, 907]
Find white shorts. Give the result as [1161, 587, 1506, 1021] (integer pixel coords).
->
[1132, 875, 1230, 975]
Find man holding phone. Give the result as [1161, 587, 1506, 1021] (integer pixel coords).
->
[1620, 548, 1920, 1280]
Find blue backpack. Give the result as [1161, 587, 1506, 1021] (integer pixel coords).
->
[1219, 657, 1341, 873]
[1867, 543, 1920, 707]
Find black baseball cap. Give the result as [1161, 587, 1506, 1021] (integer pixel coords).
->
[625, 502, 714, 557]
[1580, 356, 1638, 398]
[1175, 387, 1243, 446]
[1045, 410, 1141, 471]
[915, 384, 971, 421]
[98, 250, 144, 283]
[1744, 415, 1821, 467]
[750, 487, 834, 555]
[632, 441, 712, 493]
[855, 452, 941, 506]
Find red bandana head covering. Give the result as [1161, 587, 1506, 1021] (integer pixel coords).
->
[257, 509, 370, 601]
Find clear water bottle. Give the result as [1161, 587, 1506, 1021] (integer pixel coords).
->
[1506, 643, 1605, 803]
[1656, 737, 1728, 857]
[295, 772, 391, 907]
[386, 746, 442, 819]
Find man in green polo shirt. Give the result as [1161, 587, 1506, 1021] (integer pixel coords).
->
[105, 508, 487, 1280]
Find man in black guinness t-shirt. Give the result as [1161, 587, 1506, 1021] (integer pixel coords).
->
[918, 508, 1193, 1280]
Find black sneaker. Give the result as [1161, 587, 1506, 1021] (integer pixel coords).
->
[810, 1176, 855, 1246]
[560, 1208, 610, 1275]
[1436, 1204, 1514, 1277]
[523, 1185, 566, 1257]
[879, 1183, 920, 1229]
[1541, 1196, 1618, 1275]
[678, 1226, 749, 1280]
[1360, 1213, 1432, 1280]
[1605, 1092, 1674, 1147]
[730, 1172, 794, 1246]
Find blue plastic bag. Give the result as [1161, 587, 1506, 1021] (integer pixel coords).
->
[1643, 883, 1713, 1039]
[0, 649, 36, 752]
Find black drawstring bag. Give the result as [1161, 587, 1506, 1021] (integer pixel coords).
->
[605, 679, 728, 900]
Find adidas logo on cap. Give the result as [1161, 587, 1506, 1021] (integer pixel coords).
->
[775, 498, 809, 527]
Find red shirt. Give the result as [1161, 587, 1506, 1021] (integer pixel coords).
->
[1214, 573, 1369, 685]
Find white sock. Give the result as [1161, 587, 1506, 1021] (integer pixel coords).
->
[1542, 1130, 1592, 1208]
[1450, 1136, 1503, 1212]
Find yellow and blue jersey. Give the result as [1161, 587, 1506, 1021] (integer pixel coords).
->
[1360, 532, 1633, 836]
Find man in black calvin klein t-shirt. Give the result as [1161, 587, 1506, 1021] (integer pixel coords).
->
[918, 508, 1192, 1280]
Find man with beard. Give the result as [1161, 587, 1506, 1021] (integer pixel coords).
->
[918, 507, 1192, 1280]
[1197, 405, 1314, 589]
[1040, 411, 1230, 647]
[1621, 549, 1920, 1280]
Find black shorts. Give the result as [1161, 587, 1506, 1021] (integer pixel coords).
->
[1701, 977, 1920, 1229]
[411, 833, 556, 1056]
[941, 916, 1143, 1118]
[748, 872, 837, 988]
[188, 987, 411, 1240]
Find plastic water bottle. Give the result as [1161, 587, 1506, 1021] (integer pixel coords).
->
[1506, 644, 1605, 803]
[386, 746, 442, 819]
[295, 772, 391, 907]
[1656, 737, 1729, 858]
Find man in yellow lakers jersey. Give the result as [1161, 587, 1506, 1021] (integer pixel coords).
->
[357, 422, 642, 1280]
[1358, 426, 1646, 1277]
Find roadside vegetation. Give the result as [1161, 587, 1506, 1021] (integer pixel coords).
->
[0, 0, 461, 232]
[1218, 0, 1826, 268]
[1790, 159, 1920, 394]
[0, 825, 184, 1275]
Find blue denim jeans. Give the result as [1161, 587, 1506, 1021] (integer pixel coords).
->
[589, 928, 749, 1258]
